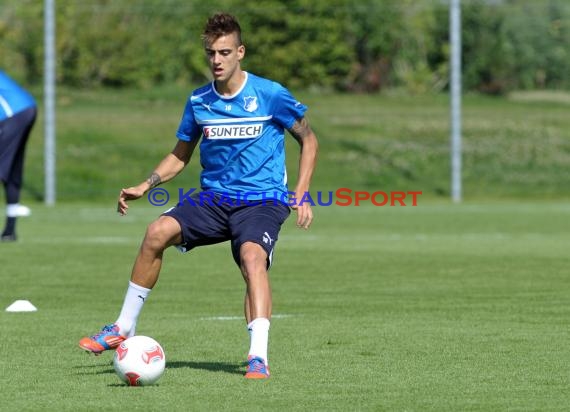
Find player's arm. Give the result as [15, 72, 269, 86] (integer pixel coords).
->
[117, 139, 199, 215]
[288, 116, 318, 229]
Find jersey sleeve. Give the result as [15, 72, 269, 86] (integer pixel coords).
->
[176, 96, 201, 141]
[271, 83, 308, 130]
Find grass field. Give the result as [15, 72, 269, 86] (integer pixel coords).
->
[1, 87, 569, 410]
[1, 201, 569, 411]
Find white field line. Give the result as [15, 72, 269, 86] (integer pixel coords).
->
[199, 314, 295, 321]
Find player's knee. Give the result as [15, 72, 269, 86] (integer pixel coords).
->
[239, 243, 267, 277]
[143, 220, 171, 252]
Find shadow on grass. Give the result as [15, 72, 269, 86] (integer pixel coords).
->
[74, 360, 245, 377]
[104, 361, 244, 387]
[167, 360, 245, 375]
[73, 365, 115, 375]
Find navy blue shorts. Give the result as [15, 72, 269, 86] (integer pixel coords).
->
[0, 107, 36, 183]
[163, 192, 291, 268]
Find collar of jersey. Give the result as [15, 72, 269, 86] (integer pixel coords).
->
[211, 71, 249, 100]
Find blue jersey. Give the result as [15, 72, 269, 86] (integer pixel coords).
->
[176, 72, 307, 201]
[0, 71, 36, 121]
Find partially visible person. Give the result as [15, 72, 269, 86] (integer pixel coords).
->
[0, 70, 37, 242]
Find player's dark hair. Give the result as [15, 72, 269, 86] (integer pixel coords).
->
[202, 13, 242, 46]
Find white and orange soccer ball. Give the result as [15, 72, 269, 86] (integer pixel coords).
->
[113, 336, 166, 386]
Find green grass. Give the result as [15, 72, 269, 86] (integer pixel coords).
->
[1, 201, 570, 411]
[2, 87, 570, 409]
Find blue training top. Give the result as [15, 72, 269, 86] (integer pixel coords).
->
[176, 72, 307, 201]
[0, 71, 36, 121]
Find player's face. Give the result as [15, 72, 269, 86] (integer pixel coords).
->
[205, 33, 245, 84]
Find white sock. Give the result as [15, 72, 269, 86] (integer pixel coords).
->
[247, 317, 270, 364]
[6, 204, 19, 217]
[115, 281, 151, 337]
[6, 204, 30, 217]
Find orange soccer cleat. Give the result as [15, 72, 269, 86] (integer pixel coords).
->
[79, 323, 126, 355]
[244, 356, 270, 379]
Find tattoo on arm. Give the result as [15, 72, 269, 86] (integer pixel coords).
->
[288, 117, 312, 143]
[146, 172, 161, 189]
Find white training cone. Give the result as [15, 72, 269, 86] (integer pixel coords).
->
[5, 300, 37, 312]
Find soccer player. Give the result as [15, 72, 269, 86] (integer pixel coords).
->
[0, 70, 37, 242]
[79, 13, 319, 379]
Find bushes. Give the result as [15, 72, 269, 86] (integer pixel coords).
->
[1, 0, 569, 93]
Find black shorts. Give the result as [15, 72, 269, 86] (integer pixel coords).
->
[163, 192, 291, 268]
[0, 107, 37, 182]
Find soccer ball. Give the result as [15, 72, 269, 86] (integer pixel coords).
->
[113, 336, 166, 386]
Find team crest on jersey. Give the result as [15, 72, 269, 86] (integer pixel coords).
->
[243, 96, 258, 112]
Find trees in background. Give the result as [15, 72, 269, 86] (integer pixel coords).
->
[1, 0, 569, 94]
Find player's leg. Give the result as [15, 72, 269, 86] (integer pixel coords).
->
[79, 216, 182, 354]
[0, 108, 36, 241]
[241, 242, 272, 320]
[129, 215, 183, 288]
[115, 215, 183, 332]
[240, 242, 272, 378]
[230, 201, 290, 378]
[79, 192, 230, 354]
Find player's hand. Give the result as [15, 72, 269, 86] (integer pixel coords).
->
[117, 186, 146, 215]
[291, 202, 313, 229]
